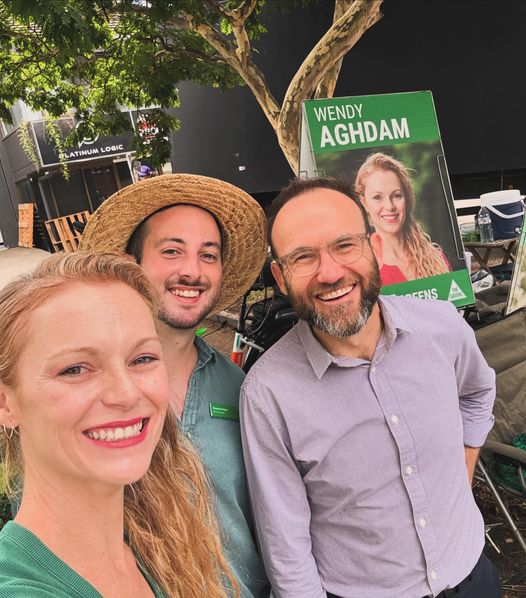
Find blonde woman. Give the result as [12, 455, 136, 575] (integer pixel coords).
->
[0, 252, 237, 598]
[355, 152, 451, 286]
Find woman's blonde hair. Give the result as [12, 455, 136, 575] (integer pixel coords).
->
[355, 152, 449, 279]
[0, 252, 237, 598]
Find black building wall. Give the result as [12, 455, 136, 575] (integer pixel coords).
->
[171, 0, 526, 199]
[0, 141, 23, 247]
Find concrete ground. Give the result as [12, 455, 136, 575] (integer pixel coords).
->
[0, 247, 51, 289]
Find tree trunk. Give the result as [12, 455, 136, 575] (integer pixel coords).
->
[180, 0, 383, 174]
[315, 0, 354, 98]
[277, 0, 383, 173]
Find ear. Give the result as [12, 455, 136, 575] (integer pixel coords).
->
[369, 232, 384, 269]
[123, 253, 137, 264]
[360, 197, 372, 220]
[271, 261, 288, 296]
[0, 385, 19, 429]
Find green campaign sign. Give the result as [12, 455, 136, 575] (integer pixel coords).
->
[304, 92, 439, 154]
[299, 91, 474, 308]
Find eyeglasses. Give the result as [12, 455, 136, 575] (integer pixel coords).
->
[274, 233, 371, 277]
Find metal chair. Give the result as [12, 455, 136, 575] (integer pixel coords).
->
[474, 307, 526, 563]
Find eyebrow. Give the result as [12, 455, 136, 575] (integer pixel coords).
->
[288, 234, 365, 253]
[370, 187, 403, 193]
[47, 336, 162, 360]
[154, 237, 221, 250]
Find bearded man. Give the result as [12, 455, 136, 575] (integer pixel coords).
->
[240, 177, 500, 598]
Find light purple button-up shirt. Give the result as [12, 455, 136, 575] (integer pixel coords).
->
[240, 296, 495, 598]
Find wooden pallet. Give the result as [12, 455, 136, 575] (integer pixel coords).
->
[45, 211, 90, 253]
[18, 203, 35, 248]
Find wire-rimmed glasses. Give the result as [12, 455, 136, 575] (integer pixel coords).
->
[274, 233, 371, 277]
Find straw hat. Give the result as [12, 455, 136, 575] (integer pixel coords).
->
[79, 174, 268, 312]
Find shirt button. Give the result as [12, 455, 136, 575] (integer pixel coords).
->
[370, 366, 376, 373]
[418, 517, 427, 528]
[430, 570, 437, 580]
[390, 414, 399, 425]
[405, 465, 414, 475]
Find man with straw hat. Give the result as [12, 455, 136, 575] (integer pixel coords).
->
[80, 173, 269, 597]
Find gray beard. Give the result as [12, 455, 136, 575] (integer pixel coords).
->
[309, 300, 372, 337]
[287, 264, 380, 338]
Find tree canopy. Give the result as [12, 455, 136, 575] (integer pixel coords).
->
[0, 0, 383, 171]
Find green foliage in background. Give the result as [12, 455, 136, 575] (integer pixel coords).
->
[0, 0, 320, 170]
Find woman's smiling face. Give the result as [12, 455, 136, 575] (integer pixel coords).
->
[4, 280, 169, 493]
[361, 168, 407, 237]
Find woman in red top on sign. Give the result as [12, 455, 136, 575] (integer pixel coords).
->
[355, 152, 451, 286]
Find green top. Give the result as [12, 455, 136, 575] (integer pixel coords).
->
[0, 521, 166, 597]
[180, 337, 269, 598]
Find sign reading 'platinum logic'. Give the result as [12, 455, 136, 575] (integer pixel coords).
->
[31, 118, 134, 167]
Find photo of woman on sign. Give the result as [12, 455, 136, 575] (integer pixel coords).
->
[355, 152, 451, 286]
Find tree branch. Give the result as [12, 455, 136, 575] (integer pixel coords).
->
[166, 12, 279, 127]
[187, 20, 280, 128]
[204, 0, 258, 22]
[223, 0, 258, 22]
[315, 0, 354, 98]
[216, 0, 258, 65]
[165, 12, 195, 31]
[277, 0, 383, 171]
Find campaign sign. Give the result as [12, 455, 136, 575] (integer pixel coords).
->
[299, 91, 474, 308]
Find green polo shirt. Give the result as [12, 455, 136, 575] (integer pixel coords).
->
[179, 337, 269, 598]
[0, 521, 166, 597]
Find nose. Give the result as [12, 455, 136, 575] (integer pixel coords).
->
[177, 254, 202, 281]
[383, 197, 397, 211]
[315, 248, 346, 285]
[102, 366, 141, 410]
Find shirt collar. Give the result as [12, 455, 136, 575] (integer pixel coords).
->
[297, 319, 335, 379]
[378, 295, 413, 346]
[298, 296, 413, 379]
[194, 335, 216, 370]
